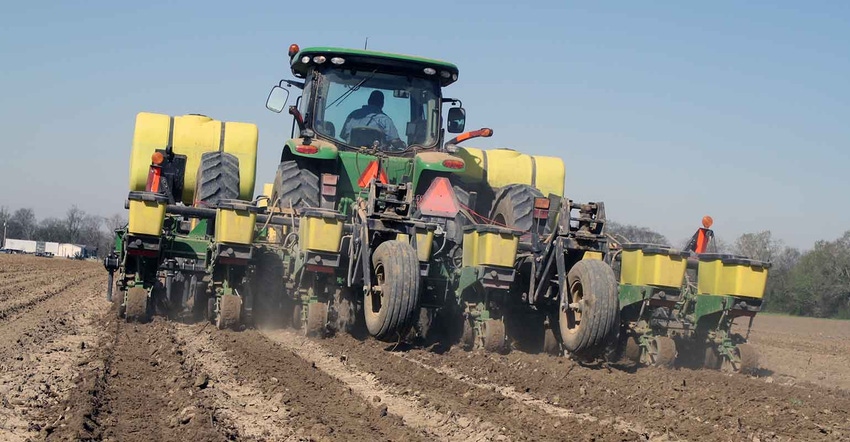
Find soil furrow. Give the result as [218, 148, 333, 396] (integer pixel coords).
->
[263, 329, 505, 442]
[313, 333, 644, 441]
[0, 273, 106, 441]
[404, 346, 850, 441]
[0, 269, 98, 320]
[47, 316, 229, 441]
[209, 328, 427, 442]
[175, 323, 300, 441]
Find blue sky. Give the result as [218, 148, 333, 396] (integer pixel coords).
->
[1, 1, 848, 250]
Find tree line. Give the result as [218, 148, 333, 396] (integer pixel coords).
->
[1, 206, 126, 258]
[607, 221, 850, 319]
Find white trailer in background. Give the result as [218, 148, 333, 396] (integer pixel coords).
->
[3, 239, 37, 253]
[45, 242, 60, 256]
[57, 243, 85, 258]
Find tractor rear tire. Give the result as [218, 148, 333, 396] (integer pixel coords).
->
[272, 160, 320, 210]
[558, 260, 619, 356]
[194, 152, 240, 207]
[365, 240, 421, 342]
[125, 287, 148, 323]
[490, 184, 547, 233]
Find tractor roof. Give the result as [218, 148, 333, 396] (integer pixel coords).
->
[290, 46, 459, 87]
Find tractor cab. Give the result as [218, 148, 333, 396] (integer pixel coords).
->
[267, 44, 468, 155]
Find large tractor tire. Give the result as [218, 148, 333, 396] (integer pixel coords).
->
[558, 260, 619, 356]
[490, 184, 547, 233]
[272, 160, 320, 210]
[365, 240, 421, 342]
[194, 152, 240, 207]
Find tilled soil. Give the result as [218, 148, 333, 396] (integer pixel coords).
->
[2, 255, 849, 441]
[735, 314, 850, 391]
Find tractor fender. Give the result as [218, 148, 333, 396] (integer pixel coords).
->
[413, 152, 466, 189]
[282, 138, 339, 161]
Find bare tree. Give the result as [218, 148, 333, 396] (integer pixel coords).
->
[105, 213, 128, 232]
[606, 221, 670, 245]
[9, 208, 37, 240]
[37, 217, 66, 242]
[65, 206, 85, 243]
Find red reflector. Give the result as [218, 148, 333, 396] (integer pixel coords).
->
[534, 197, 550, 210]
[357, 160, 388, 188]
[533, 208, 549, 219]
[419, 177, 459, 217]
[321, 174, 339, 185]
[442, 159, 464, 169]
[295, 145, 319, 154]
[321, 174, 338, 197]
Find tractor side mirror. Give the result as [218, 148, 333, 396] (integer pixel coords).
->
[447, 107, 466, 133]
[266, 86, 290, 113]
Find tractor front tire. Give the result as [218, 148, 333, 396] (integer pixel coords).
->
[365, 240, 421, 342]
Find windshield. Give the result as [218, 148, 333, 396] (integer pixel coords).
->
[312, 67, 441, 151]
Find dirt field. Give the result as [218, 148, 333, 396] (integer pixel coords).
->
[1, 254, 848, 441]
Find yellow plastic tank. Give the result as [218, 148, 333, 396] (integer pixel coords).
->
[215, 200, 259, 245]
[414, 224, 436, 262]
[697, 254, 770, 298]
[455, 147, 565, 198]
[129, 112, 258, 205]
[127, 191, 168, 236]
[619, 244, 688, 289]
[299, 208, 345, 253]
[462, 225, 521, 268]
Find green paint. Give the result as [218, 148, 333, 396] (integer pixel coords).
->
[692, 294, 731, 328]
[455, 266, 481, 300]
[285, 138, 339, 160]
[618, 284, 650, 309]
[412, 153, 465, 188]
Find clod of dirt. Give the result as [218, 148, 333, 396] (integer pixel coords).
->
[372, 395, 381, 403]
[194, 374, 208, 389]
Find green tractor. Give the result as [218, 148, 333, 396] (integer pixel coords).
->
[258, 44, 620, 355]
[104, 42, 621, 357]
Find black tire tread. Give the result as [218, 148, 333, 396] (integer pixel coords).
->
[490, 184, 544, 232]
[561, 260, 619, 355]
[273, 160, 320, 209]
[369, 240, 421, 341]
[194, 152, 240, 206]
